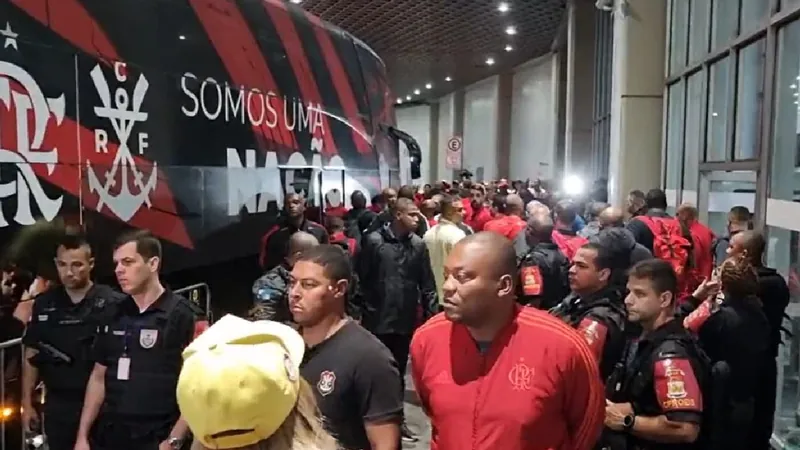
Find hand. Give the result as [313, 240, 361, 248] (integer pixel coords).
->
[692, 278, 720, 300]
[604, 400, 633, 431]
[73, 436, 91, 450]
[21, 405, 38, 433]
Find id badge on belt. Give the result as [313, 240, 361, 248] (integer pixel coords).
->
[117, 328, 131, 381]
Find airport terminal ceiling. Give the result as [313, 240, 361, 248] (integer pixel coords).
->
[300, 0, 567, 104]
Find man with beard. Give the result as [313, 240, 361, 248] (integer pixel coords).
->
[410, 232, 604, 450]
[21, 234, 123, 450]
[260, 193, 328, 271]
[464, 184, 492, 232]
[291, 245, 403, 450]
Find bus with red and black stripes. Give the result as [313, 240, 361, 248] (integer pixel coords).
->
[0, 0, 420, 314]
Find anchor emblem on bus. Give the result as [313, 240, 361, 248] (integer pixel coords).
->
[87, 62, 157, 222]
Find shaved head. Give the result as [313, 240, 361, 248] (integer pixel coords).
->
[288, 231, 319, 254]
[442, 232, 517, 328]
[456, 232, 518, 279]
[526, 200, 550, 217]
[598, 207, 625, 228]
[505, 194, 524, 216]
[526, 212, 554, 241]
[735, 230, 766, 264]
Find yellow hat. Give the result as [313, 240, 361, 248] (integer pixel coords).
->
[177, 314, 305, 449]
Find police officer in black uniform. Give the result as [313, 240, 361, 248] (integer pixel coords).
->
[550, 242, 626, 380]
[21, 234, 123, 450]
[74, 231, 196, 450]
[517, 212, 569, 310]
[605, 259, 706, 450]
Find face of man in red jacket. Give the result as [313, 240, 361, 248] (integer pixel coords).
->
[441, 238, 514, 326]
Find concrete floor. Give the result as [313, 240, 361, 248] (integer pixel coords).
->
[403, 370, 432, 449]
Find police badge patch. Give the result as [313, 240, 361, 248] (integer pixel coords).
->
[139, 329, 158, 349]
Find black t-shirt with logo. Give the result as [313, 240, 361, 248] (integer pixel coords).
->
[300, 320, 403, 450]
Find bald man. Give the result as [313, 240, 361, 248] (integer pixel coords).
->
[410, 232, 604, 450]
[251, 231, 320, 323]
[484, 194, 527, 240]
[725, 230, 790, 449]
[517, 213, 570, 309]
[590, 207, 652, 291]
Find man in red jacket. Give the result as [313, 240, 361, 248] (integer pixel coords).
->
[410, 232, 604, 450]
[483, 194, 526, 240]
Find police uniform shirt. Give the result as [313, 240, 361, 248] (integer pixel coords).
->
[623, 320, 704, 425]
[300, 320, 403, 450]
[23, 284, 122, 398]
[92, 290, 195, 418]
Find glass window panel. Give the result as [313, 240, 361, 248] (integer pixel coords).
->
[735, 40, 766, 160]
[684, 72, 703, 192]
[771, 21, 800, 205]
[711, 0, 738, 50]
[740, 0, 769, 34]
[689, 0, 711, 62]
[707, 58, 731, 161]
[666, 82, 686, 208]
[670, 0, 690, 74]
[783, 0, 800, 11]
[770, 20, 800, 443]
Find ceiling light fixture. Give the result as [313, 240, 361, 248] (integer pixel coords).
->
[179, 35, 186, 40]
[406, 95, 412, 100]
[425, 83, 433, 89]
[290, 0, 302, 3]
[445, 76, 452, 82]
[505, 44, 513, 52]
[498, 2, 510, 13]
[505, 26, 517, 35]
[414, 89, 421, 95]
[486, 57, 496, 66]
[396, 98, 403, 104]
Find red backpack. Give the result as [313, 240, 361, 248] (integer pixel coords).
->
[636, 216, 692, 279]
[551, 231, 588, 261]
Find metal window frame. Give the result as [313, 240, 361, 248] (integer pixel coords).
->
[662, 0, 800, 228]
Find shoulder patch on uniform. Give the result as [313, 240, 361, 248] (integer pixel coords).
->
[519, 266, 543, 296]
[653, 358, 703, 413]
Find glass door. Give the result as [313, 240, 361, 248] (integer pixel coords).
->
[696, 170, 757, 238]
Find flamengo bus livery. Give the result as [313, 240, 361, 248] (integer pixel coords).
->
[0, 0, 421, 305]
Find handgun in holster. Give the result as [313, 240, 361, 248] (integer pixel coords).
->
[29, 340, 73, 366]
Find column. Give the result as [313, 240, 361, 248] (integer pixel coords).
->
[607, 0, 667, 206]
[564, 0, 596, 178]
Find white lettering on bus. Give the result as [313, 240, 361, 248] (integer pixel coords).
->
[180, 73, 325, 136]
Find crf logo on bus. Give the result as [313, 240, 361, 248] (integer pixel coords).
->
[88, 61, 156, 222]
[0, 46, 65, 227]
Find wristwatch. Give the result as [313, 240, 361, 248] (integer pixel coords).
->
[168, 437, 184, 449]
[622, 413, 636, 431]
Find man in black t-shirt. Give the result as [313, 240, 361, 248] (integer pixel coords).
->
[289, 245, 403, 450]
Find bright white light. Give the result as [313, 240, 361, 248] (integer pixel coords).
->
[792, 84, 798, 89]
[179, 35, 186, 40]
[290, 0, 302, 3]
[562, 175, 584, 197]
[504, 44, 513, 52]
[406, 95, 412, 100]
[498, 2, 510, 12]
[505, 26, 517, 35]
[396, 98, 403, 104]
[425, 83, 432, 89]
[445, 76, 452, 82]
[486, 57, 495, 66]
[413, 89, 421, 95]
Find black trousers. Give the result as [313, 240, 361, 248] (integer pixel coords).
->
[91, 415, 174, 450]
[44, 398, 82, 450]
[375, 333, 412, 397]
[746, 359, 778, 450]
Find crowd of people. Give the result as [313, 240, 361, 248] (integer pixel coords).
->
[0, 174, 792, 450]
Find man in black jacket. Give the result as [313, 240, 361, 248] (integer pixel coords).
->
[358, 197, 438, 442]
[343, 190, 377, 240]
[727, 230, 790, 450]
[517, 212, 570, 310]
[260, 193, 329, 271]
